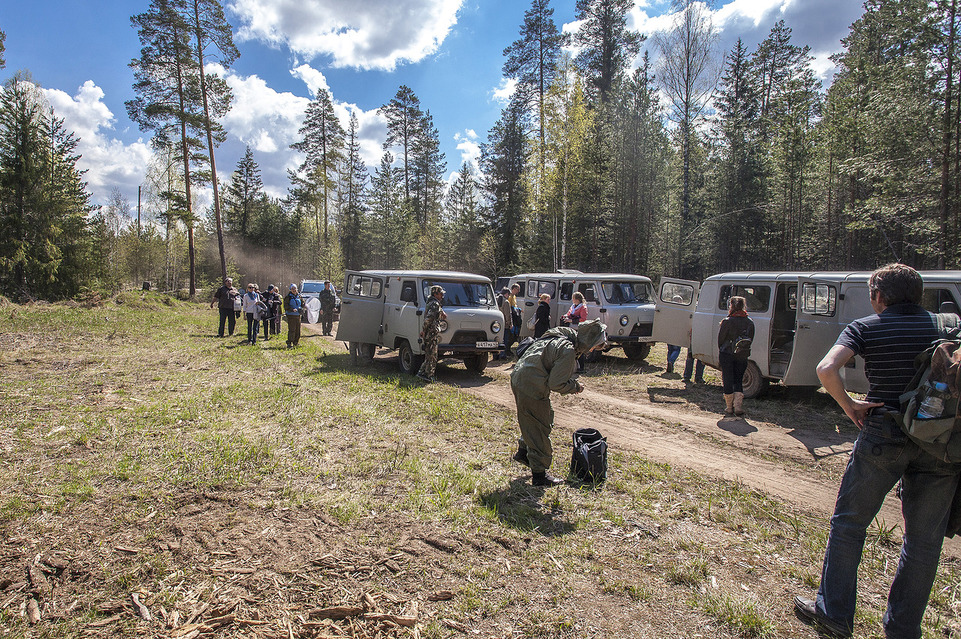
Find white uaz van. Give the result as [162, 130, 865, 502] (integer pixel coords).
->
[653, 271, 961, 397]
[335, 270, 503, 376]
[506, 270, 657, 360]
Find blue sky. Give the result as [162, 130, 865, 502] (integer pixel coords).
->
[0, 0, 864, 215]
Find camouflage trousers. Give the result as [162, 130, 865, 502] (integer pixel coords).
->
[418, 331, 440, 378]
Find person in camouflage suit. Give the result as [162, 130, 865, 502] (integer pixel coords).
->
[417, 285, 447, 382]
[510, 319, 607, 486]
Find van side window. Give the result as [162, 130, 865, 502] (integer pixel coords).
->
[577, 283, 597, 302]
[922, 288, 960, 315]
[560, 283, 573, 301]
[660, 282, 694, 305]
[514, 281, 527, 298]
[400, 281, 417, 303]
[347, 274, 382, 298]
[719, 285, 771, 313]
[800, 283, 837, 316]
[535, 280, 557, 299]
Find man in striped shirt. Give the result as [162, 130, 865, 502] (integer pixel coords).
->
[794, 264, 961, 639]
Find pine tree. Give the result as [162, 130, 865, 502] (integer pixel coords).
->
[411, 110, 446, 232]
[127, 0, 204, 296]
[339, 112, 368, 271]
[0, 74, 92, 299]
[0, 29, 5, 69]
[379, 86, 423, 209]
[184, 0, 239, 282]
[572, 0, 644, 102]
[290, 88, 345, 269]
[368, 151, 407, 269]
[481, 96, 530, 272]
[223, 146, 263, 238]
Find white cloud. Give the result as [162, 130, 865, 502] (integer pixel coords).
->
[290, 64, 330, 97]
[492, 77, 517, 104]
[453, 129, 480, 171]
[230, 0, 464, 71]
[333, 102, 389, 168]
[43, 81, 152, 212]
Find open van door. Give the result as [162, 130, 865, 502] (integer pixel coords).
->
[652, 278, 699, 347]
[782, 278, 843, 386]
[335, 271, 386, 344]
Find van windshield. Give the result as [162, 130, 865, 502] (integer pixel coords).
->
[301, 281, 324, 294]
[423, 281, 495, 307]
[601, 281, 654, 305]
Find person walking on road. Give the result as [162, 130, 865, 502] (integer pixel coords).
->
[510, 319, 607, 487]
[417, 285, 447, 382]
[794, 263, 961, 639]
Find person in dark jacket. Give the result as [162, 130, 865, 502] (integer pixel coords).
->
[533, 293, 551, 338]
[510, 319, 606, 486]
[261, 285, 281, 340]
[210, 277, 239, 337]
[495, 288, 513, 360]
[318, 280, 336, 336]
[717, 296, 755, 416]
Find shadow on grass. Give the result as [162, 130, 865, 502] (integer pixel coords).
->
[478, 478, 577, 537]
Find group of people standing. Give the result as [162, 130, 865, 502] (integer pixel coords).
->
[210, 278, 337, 349]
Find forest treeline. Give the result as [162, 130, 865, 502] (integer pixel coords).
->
[1, 0, 960, 301]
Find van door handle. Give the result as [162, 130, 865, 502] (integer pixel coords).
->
[526, 302, 534, 306]
[798, 324, 811, 330]
[416, 310, 423, 316]
[600, 308, 607, 313]
[343, 300, 351, 304]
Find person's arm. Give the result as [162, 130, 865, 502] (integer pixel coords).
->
[816, 344, 882, 429]
[547, 344, 583, 394]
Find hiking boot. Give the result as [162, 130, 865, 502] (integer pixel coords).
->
[724, 393, 735, 416]
[793, 596, 852, 638]
[734, 392, 745, 417]
[532, 472, 565, 487]
[512, 446, 530, 467]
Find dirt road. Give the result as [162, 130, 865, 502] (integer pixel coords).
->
[311, 326, 959, 555]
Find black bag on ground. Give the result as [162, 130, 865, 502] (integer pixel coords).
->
[570, 428, 607, 483]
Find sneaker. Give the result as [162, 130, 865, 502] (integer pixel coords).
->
[793, 596, 852, 638]
[532, 472, 565, 487]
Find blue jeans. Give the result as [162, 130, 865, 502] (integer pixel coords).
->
[667, 345, 681, 365]
[816, 414, 961, 639]
[246, 313, 260, 343]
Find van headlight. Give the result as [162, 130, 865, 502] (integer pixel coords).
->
[619, 315, 629, 326]
[491, 320, 501, 334]
[438, 320, 449, 333]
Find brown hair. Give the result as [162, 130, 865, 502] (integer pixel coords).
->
[573, 291, 585, 304]
[869, 263, 923, 306]
[728, 296, 746, 315]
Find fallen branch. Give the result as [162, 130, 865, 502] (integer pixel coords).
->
[307, 605, 364, 620]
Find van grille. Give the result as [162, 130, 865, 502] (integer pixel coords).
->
[450, 330, 488, 344]
[630, 323, 653, 338]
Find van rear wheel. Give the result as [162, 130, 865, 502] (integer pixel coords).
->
[464, 353, 489, 374]
[398, 340, 424, 375]
[741, 361, 768, 399]
[623, 343, 651, 361]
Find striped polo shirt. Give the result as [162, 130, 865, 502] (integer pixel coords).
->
[836, 303, 940, 410]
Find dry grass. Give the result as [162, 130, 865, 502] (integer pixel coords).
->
[0, 295, 958, 638]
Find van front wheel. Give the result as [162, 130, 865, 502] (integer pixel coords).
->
[464, 353, 489, 374]
[398, 340, 424, 375]
[623, 343, 651, 361]
[741, 361, 768, 399]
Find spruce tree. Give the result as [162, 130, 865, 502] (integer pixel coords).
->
[572, 0, 644, 102]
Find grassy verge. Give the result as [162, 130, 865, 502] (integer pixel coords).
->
[0, 294, 958, 638]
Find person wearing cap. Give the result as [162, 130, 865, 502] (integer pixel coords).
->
[210, 277, 239, 338]
[417, 285, 448, 382]
[318, 280, 337, 336]
[284, 284, 304, 348]
[510, 319, 607, 486]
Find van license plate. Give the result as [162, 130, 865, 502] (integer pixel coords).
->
[476, 341, 498, 349]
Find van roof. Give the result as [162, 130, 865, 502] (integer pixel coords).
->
[703, 270, 961, 284]
[353, 270, 492, 284]
[510, 272, 653, 283]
